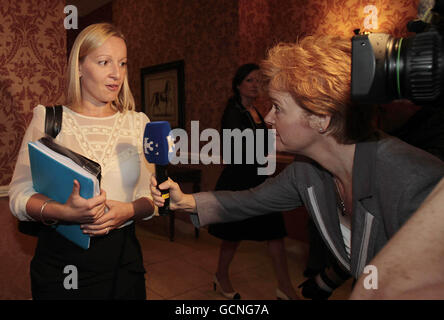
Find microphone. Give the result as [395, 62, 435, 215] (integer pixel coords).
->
[143, 121, 174, 216]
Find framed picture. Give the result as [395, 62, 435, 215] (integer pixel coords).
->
[141, 60, 185, 129]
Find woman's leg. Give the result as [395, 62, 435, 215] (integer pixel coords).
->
[215, 240, 241, 292]
[267, 238, 298, 299]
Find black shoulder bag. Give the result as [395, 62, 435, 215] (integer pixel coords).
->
[18, 105, 63, 236]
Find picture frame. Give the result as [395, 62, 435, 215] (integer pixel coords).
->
[141, 60, 185, 129]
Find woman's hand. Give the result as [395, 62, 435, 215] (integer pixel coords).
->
[150, 176, 197, 213]
[61, 179, 107, 224]
[81, 200, 134, 236]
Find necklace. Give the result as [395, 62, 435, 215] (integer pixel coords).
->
[333, 178, 347, 216]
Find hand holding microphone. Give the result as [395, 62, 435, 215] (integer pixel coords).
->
[143, 121, 175, 216]
[150, 176, 180, 210]
[150, 175, 197, 214]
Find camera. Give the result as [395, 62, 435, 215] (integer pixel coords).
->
[351, 0, 444, 105]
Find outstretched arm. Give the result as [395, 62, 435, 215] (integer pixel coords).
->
[151, 162, 303, 227]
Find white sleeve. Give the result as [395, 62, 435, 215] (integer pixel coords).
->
[8, 105, 46, 221]
[133, 112, 158, 220]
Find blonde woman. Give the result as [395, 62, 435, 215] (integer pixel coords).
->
[9, 23, 156, 299]
[151, 36, 444, 299]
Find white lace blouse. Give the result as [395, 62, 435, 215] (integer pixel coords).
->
[9, 105, 156, 223]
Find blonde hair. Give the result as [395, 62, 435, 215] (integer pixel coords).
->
[261, 36, 374, 144]
[66, 23, 135, 112]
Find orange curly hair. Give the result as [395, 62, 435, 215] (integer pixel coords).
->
[261, 36, 375, 144]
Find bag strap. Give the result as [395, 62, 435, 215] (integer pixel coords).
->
[45, 105, 63, 138]
[18, 105, 64, 237]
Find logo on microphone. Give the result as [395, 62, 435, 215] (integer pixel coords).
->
[144, 138, 159, 156]
[144, 136, 174, 157]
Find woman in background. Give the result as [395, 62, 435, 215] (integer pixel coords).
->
[209, 63, 298, 300]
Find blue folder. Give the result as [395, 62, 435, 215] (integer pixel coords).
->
[28, 138, 101, 249]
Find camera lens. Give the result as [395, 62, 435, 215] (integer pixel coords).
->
[352, 31, 444, 104]
[401, 31, 444, 103]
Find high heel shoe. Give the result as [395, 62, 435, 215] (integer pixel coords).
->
[276, 288, 292, 300]
[213, 275, 241, 300]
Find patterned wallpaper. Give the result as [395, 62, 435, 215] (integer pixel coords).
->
[113, 0, 241, 134]
[0, 0, 66, 185]
[111, 0, 420, 191]
[114, 0, 420, 128]
[0, 0, 420, 185]
[244, 0, 420, 50]
[239, 0, 420, 114]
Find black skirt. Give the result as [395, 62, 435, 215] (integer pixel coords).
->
[208, 165, 287, 242]
[30, 223, 146, 300]
[208, 211, 287, 242]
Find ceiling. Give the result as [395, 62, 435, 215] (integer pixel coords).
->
[67, 0, 112, 17]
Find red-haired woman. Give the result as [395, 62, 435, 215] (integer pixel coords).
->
[151, 36, 444, 299]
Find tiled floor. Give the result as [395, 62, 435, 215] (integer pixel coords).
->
[136, 216, 353, 300]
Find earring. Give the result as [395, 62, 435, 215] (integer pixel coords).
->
[319, 128, 324, 133]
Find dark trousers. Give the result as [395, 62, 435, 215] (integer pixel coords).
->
[30, 223, 146, 300]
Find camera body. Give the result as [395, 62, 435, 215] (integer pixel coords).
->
[351, 0, 444, 105]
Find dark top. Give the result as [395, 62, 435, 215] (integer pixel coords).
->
[208, 97, 286, 241]
[391, 106, 444, 161]
[194, 132, 444, 278]
[306, 106, 444, 279]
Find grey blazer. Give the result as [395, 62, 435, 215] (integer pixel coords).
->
[192, 134, 444, 278]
